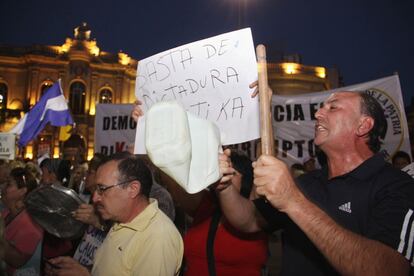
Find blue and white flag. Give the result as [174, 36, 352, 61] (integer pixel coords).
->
[9, 79, 74, 147]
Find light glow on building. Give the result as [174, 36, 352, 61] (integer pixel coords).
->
[315, 67, 326, 78]
[118, 52, 131, 65]
[282, 63, 300, 74]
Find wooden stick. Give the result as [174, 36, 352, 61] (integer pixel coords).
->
[256, 44, 274, 156]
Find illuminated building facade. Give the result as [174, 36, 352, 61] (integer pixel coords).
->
[0, 23, 137, 160]
[267, 53, 341, 95]
[0, 24, 340, 161]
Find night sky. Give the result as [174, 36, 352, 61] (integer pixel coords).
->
[1, 0, 413, 106]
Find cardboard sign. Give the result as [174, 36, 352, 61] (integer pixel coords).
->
[134, 28, 259, 153]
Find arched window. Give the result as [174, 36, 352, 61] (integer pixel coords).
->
[99, 89, 113, 103]
[0, 83, 8, 110]
[69, 81, 86, 115]
[40, 83, 53, 96]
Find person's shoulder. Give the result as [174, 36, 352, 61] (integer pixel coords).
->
[370, 162, 414, 203]
[376, 161, 414, 185]
[150, 202, 180, 231]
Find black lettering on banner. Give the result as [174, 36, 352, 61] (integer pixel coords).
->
[276, 139, 316, 160]
[274, 105, 284, 122]
[273, 104, 305, 122]
[118, 116, 128, 130]
[293, 104, 305, 121]
[309, 103, 323, 120]
[385, 104, 402, 135]
[101, 146, 109, 155]
[100, 142, 126, 156]
[129, 117, 137, 129]
[294, 140, 305, 157]
[103, 117, 110, 130]
[308, 139, 315, 157]
[111, 116, 117, 130]
[282, 140, 293, 157]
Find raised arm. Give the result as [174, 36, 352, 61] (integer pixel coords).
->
[215, 149, 264, 233]
[158, 170, 205, 218]
[254, 155, 410, 275]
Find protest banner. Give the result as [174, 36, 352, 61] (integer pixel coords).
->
[94, 104, 136, 155]
[134, 28, 259, 153]
[0, 133, 16, 160]
[272, 75, 411, 166]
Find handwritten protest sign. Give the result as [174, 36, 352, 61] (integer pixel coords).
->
[0, 133, 16, 160]
[134, 28, 259, 153]
[94, 104, 136, 155]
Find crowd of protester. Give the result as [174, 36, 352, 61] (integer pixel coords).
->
[1, 88, 414, 276]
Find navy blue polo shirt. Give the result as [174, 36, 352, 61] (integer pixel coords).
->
[254, 153, 414, 275]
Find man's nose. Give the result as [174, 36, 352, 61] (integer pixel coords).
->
[315, 107, 324, 119]
[92, 190, 101, 203]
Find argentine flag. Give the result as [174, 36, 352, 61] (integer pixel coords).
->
[9, 79, 74, 147]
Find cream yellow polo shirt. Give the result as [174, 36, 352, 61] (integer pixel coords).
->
[91, 199, 183, 276]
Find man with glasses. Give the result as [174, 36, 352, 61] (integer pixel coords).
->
[46, 155, 184, 276]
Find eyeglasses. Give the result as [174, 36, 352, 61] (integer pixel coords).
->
[95, 179, 136, 195]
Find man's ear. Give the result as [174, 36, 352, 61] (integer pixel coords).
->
[356, 116, 374, 137]
[128, 180, 141, 198]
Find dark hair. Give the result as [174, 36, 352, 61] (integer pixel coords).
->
[392, 151, 411, 164]
[10, 167, 38, 195]
[39, 158, 71, 186]
[230, 151, 253, 199]
[88, 153, 108, 172]
[39, 158, 57, 173]
[359, 92, 387, 153]
[105, 153, 153, 198]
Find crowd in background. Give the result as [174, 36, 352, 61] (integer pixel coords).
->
[0, 144, 413, 275]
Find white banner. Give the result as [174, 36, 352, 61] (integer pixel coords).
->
[272, 75, 412, 166]
[94, 104, 136, 155]
[0, 133, 16, 160]
[134, 28, 259, 153]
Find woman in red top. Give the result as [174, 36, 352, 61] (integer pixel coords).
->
[2, 167, 43, 275]
[162, 150, 268, 276]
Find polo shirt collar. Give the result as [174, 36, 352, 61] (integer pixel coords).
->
[348, 152, 387, 180]
[312, 152, 387, 181]
[111, 199, 159, 232]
